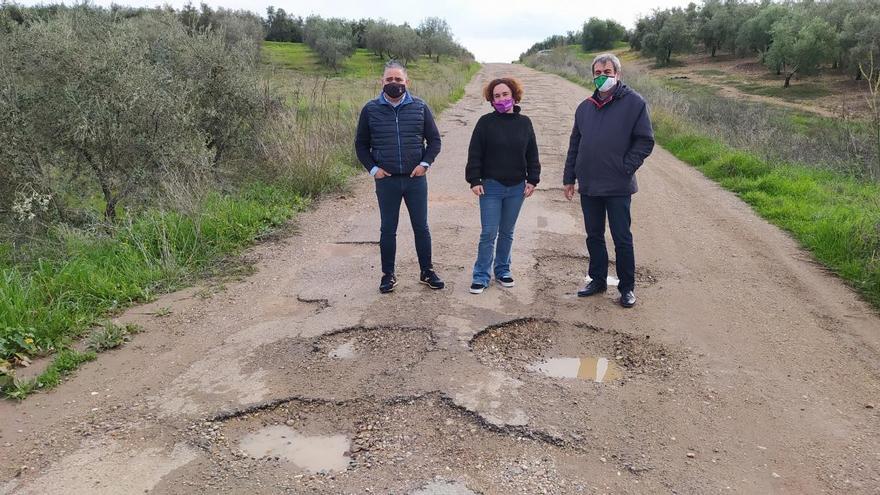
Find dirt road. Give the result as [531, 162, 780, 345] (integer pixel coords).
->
[2, 64, 879, 494]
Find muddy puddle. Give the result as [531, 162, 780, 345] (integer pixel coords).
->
[329, 341, 356, 359]
[239, 425, 351, 473]
[526, 357, 623, 383]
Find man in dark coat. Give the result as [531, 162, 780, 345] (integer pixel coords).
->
[355, 60, 444, 294]
[563, 53, 655, 308]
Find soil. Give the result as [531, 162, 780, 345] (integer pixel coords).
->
[1, 63, 879, 494]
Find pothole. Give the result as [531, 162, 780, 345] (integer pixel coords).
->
[533, 253, 660, 290]
[470, 318, 677, 385]
[185, 394, 610, 493]
[246, 326, 436, 397]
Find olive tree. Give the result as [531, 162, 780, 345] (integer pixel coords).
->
[0, 9, 264, 222]
[303, 16, 356, 70]
[766, 12, 838, 87]
[417, 17, 456, 62]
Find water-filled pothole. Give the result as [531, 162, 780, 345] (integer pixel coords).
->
[470, 318, 676, 384]
[239, 425, 351, 473]
[526, 357, 623, 383]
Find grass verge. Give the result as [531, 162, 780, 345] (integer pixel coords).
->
[655, 110, 880, 308]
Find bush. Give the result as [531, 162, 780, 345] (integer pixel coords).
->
[0, 7, 266, 226]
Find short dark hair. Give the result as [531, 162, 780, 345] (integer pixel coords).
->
[483, 77, 524, 103]
[591, 53, 621, 74]
[383, 60, 407, 77]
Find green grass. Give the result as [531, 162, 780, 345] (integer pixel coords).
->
[653, 109, 880, 308]
[1, 183, 307, 398]
[1, 183, 307, 360]
[662, 77, 721, 97]
[3, 349, 96, 400]
[731, 81, 831, 100]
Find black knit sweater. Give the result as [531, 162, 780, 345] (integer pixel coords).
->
[465, 106, 541, 187]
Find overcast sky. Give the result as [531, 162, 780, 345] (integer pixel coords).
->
[22, 0, 696, 62]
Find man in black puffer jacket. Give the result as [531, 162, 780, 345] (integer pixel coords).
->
[355, 60, 444, 294]
[563, 53, 655, 308]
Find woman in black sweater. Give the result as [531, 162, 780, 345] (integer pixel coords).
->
[465, 77, 541, 294]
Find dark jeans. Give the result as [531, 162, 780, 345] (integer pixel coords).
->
[579, 194, 634, 293]
[375, 175, 432, 275]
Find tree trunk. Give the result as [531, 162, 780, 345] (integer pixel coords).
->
[666, 48, 672, 64]
[784, 73, 793, 88]
[856, 69, 862, 81]
[711, 45, 716, 57]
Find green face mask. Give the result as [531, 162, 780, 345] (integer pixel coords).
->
[594, 75, 617, 92]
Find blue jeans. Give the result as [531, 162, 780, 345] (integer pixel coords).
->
[375, 175, 432, 275]
[472, 179, 526, 286]
[580, 194, 634, 293]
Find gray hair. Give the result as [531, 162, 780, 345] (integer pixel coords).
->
[384, 59, 407, 77]
[591, 53, 621, 74]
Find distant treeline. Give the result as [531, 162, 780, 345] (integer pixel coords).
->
[520, 17, 627, 58]
[0, 3, 473, 69]
[267, 9, 472, 68]
[520, 0, 880, 87]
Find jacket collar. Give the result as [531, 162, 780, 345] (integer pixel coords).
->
[587, 82, 629, 109]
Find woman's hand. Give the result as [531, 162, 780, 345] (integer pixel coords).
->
[524, 183, 536, 198]
[471, 185, 484, 196]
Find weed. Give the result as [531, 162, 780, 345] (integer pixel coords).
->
[153, 307, 172, 317]
[2, 349, 96, 400]
[86, 322, 143, 352]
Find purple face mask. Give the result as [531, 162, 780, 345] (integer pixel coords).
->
[492, 98, 514, 113]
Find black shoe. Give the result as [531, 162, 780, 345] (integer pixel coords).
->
[620, 290, 636, 308]
[577, 279, 607, 297]
[379, 273, 397, 293]
[497, 276, 515, 288]
[420, 269, 445, 289]
[469, 283, 486, 294]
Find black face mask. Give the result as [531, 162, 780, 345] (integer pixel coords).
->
[383, 82, 406, 99]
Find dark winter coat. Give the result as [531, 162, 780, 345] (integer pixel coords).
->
[563, 83, 654, 196]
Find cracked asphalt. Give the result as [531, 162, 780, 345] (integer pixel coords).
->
[1, 64, 879, 494]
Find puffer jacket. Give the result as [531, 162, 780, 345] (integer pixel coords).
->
[354, 92, 441, 176]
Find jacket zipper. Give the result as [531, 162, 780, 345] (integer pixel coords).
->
[394, 106, 402, 174]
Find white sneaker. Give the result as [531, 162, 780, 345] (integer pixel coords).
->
[469, 283, 486, 294]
